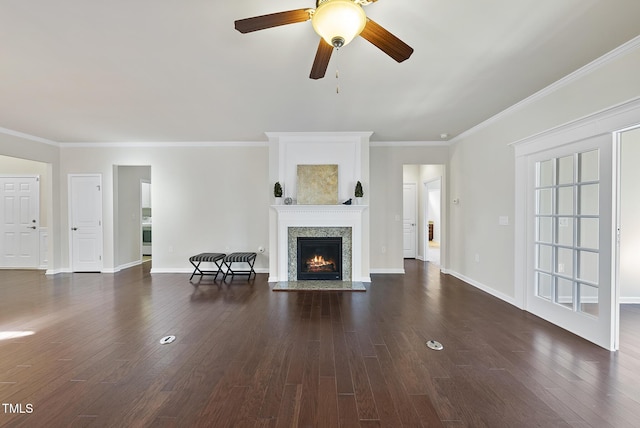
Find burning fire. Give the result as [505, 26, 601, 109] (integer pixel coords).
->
[305, 255, 337, 272]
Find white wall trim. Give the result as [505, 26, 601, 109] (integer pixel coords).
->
[369, 141, 449, 147]
[59, 141, 269, 148]
[45, 268, 71, 275]
[451, 35, 640, 145]
[39, 227, 48, 270]
[0, 127, 59, 146]
[446, 270, 518, 307]
[108, 259, 142, 273]
[369, 268, 405, 274]
[620, 298, 640, 304]
[266, 131, 373, 141]
[151, 267, 269, 274]
[510, 97, 640, 155]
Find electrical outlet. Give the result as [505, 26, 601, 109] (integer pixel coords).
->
[475, 254, 480, 262]
[558, 263, 565, 273]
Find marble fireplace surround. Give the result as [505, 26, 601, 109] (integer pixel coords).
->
[288, 227, 352, 281]
[271, 205, 367, 282]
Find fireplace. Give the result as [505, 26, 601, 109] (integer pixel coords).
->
[297, 237, 342, 280]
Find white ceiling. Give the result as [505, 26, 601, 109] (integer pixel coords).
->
[1, 0, 639, 143]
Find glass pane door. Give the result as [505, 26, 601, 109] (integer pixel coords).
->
[534, 151, 600, 316]
[526, 135, 614, 350]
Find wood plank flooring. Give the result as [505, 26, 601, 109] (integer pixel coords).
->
[1, 261, 639, 427]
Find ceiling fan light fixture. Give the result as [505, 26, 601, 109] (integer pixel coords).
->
[312, 0, 367, 48]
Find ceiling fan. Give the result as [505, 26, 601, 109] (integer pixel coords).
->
[234, 0, 414, 79]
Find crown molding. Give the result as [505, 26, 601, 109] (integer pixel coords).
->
[58, 141, 269, 148]
[509, 96, 640, 156]
[265, 131, 373, 139]
[0, 127, 59, 147]
[450, 34, 640, 145]
[369, 140, 449, 147]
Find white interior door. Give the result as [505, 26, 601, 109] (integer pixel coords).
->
[0, 176, 39, 267]
[69, 174, 103, 272]
[526, 135, 615, 350]
[403, 183, 417, 258]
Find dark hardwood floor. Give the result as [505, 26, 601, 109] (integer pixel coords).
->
[1, 261, 639, 427]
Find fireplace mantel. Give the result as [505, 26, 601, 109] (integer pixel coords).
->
[272, 204, 367, 215]
[270, 204, 368, 282]
[267, 131, 371, 283]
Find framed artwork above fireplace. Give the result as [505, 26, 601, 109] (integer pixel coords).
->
[297, 164, 338, 205]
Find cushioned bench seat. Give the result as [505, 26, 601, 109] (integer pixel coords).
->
[189, 253, 225, 281]
[223, 252, 257, 281]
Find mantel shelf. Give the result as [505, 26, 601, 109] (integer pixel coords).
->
[271, 204, 368, 212]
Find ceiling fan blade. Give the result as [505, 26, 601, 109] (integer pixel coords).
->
[234, 9, 311, 33]
[310, 39, 334, 80]
[359, 19, 414, 63]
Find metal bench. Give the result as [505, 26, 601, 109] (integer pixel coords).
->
[189, 253, 226, 281]
[223, 252, 257, 281]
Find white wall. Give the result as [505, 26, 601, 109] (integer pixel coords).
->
[59, 144, 269, 273]
[620, 127, 640, 302]
[448, 39, 640, 300]
[370, 145, 449, 272]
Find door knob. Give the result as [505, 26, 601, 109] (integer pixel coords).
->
[71, 227, 78, 231]
[28, 226, 36, 229]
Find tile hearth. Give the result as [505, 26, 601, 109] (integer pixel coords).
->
[271, 280, 366, 292]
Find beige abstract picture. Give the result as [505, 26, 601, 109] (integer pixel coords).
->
[297, 164, 338, 205]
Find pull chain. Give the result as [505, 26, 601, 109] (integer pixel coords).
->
[335, 47, 340, 94]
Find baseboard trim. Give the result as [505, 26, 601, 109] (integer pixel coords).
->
[620, 297, 640, 304]
[369, 268, 406, 274]
[102, 260, 143, 274]
[150, 268, 192, 274]
[150, 267, 269, 274]
[46, 268, 71, 275]
[446, 270, 518, 307]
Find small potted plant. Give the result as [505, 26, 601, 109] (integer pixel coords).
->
[354, 181, 363, 204]
[274, 182, 283, 204]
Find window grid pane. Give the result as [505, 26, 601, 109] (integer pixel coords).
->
[534, 150, 600, 318]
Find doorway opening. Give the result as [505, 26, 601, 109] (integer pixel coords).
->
[115, 165, 151, 271]
[403, 164, 444, 266]
[617, 125, 640, 352]
[141, 179, 152, 262]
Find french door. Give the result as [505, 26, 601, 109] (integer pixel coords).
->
[526, 134, 615, 350]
